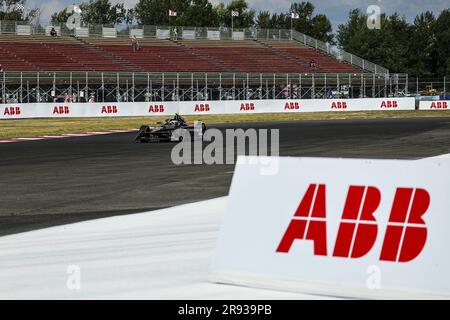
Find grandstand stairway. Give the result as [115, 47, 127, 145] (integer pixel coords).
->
[258, 39, 363, 73]
[74, 37, 137, 72]
[171, 39, 235, 73]
[256, 40, 322, 72]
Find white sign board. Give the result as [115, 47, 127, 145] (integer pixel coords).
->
[102, 27, 117, 38]
[211, 156, 450, 299]
[75, 27, 89, 37]
[0, 98, 415, 120]
[207, 30, 221, 40]
[419, 100, 449, 110]
[182, 29, 196, 40]
[16, 25, 31, 36]
[232, 31, 245, 41]
[130, 29, 144, 38]
[156, 29, 170, 39]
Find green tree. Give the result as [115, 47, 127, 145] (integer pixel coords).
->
[125, 8, 137, 26]
[51, 0, 128, 26]
[269, 13, 289, 29]
[380, 13, 411, 73]
[256, 10, 271, 29]
[81, 0, 126, 25]
[51, 9, 70, 25]
[337, 10, 411, 73]
[0, 0, 39, 21]
[135, 0, 190, 26]
[336, 9, 365, 52]
[255, 2, 334, 43]
[177, 0, 218, 27]
[407, 11, 437, 77]
[290, 1, 315, 35]
[435, 9, 450, 76]
[310, 14, 333, 44]
[218, 0, 255, 29]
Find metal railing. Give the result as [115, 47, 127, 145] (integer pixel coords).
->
[0, 71, 405, 104]
[290, 30, 388, 76]
[0, 20, 389, 76]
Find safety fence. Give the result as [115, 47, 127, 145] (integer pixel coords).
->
[0, 71, 405, 105]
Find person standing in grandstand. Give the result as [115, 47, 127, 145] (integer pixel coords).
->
[135, 37, 140, 51]
[172, 27, 178, 40]
[50, 27, 57, 37]
[131, 35, 137, 52]
[0, 64, 3, 72]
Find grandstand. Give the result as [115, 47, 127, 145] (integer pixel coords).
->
[0, 23, 405, 103]
[0, 34, 363, 74]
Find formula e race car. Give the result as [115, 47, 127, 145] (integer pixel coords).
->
[135, 114, 206, 143]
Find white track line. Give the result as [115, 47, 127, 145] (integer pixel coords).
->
[0, 129, 137, 144]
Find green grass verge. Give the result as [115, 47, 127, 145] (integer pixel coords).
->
[1, 110, 450, 139]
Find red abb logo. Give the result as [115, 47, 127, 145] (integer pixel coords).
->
[3, 106, 21, 116]
[381, 101, 398, 108]
[430, 101, 448, 109]
[240, 103, 255, 111]
[277, 184, 429, 262]
[285, 102, 300, 110]
[101, 105, 118, 114]
[148, 105, 164, 113]
[331, 102, 347, 109]
[53, 106, 70, 114]
[195, 104, 210, 112]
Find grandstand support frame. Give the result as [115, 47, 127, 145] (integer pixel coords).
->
[0, 71, 407, 104]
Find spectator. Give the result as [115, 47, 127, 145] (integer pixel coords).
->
[0, 64, 3, 72]
[131, 35, 140, 52]
[310, 59, 317, 69]
[172, 27, 178, 40]
[135, 37, 140, 51]
[50, 27, 57, 37]
[281, 84, 290, 99]
[131, 36, 136, 51]
[292, 84, 298, 99]
[88, 95, 95, 103]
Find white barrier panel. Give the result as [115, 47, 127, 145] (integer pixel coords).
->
[207, 30, 221, 40]
[75, 27, 89, 37]
[16, 25, 31, 36]
[130, 29, 144, 38]
[207, 30, 220, 40]
[419, 100, 449, 110]
[0, 98, 415, 119]
[211, 156, 450, 299]
[156, 29, 170, 39]
[0, 102, 177, 119]
[102, 27, 117, 38]
[232, 31, 245, 41]
[182, 29, 196, 40]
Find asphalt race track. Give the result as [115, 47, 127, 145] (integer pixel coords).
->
[1, 117, 450, 236]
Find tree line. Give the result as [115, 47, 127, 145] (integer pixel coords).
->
[1, 0, 449, 76]
[47, 0, 334, 44]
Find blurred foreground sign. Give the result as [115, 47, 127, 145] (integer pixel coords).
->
[211, 157, 450, 299]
